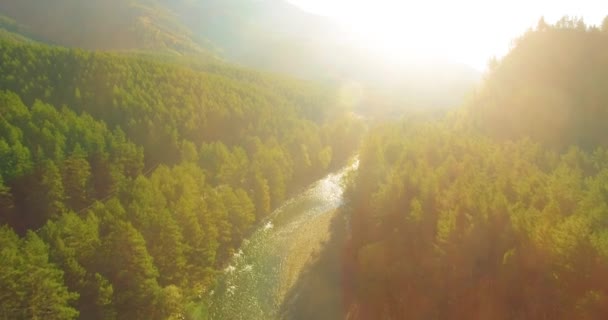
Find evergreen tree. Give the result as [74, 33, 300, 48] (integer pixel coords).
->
[62, 145, 92, 211]
[40, 212, 115, 320]
[100, 221, 161, 319]
[40, 160, 66, 218]
[0, 36, 360, 318]
[0, 226, 79, 320]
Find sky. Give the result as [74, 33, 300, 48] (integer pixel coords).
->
[287, 0, 607, 70]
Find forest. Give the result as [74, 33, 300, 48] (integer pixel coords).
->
[0, 36, 363, 319]
[3, 5, 608, 320]
[343, 17, 608, 319]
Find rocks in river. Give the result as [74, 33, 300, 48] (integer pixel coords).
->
[263, 221, 274, 231]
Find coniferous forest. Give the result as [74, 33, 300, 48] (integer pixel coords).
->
[343, 18, 608, 319]
[0, 37, 363, 319]
[2, 2, 608, 319]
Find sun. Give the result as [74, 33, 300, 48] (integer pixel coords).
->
[346, 9, 447, 59]
[288, 0, 608, 71]
[333, 1, 506, 69]
[288, 0, 508, 69]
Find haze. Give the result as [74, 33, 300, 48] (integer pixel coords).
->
[289, 0, 606, 69]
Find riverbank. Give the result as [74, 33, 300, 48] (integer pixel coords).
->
[279, 207, 349, 320]
[278, 209, 338, 301]
[203, 163, 356, 320]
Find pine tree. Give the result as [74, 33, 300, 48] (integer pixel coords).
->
[40, 160, 66, 218]
[40, 212, 115, 319]
[0, 226, 79, 320]
[100, 221, 161, 319]
[0, 175, 15, 226]
[62, 144, 92, 211]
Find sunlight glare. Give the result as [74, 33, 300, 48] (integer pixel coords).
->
[289, 0, 606, 69]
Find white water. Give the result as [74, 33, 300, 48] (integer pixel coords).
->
[208, 160, 358, 319]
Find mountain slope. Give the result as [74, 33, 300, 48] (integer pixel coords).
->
[0, 37, 363, 319]
[342, 19, 608, 320]
[0, 0, 479, 109]
[158, 0, 349, 78]
[465, 17, 608, 149]
[0, 0, 212, 54]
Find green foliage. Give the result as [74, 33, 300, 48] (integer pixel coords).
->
[40, 212, 114, 319]
[62, 146, 92, 211]
[0, 91, 144, 232]
[0, 226, 79, 320]
[346, 123, 608, 319]
[0, 175, 14, 216]
[99, 220, 160, 319]
[0, 1, 211, 54]
[0, 38, 361, 319]
[344, 21, 608, 318]
[0, 14, 38, 43]
[464, 17, 608, 150]
[40, 160, 66, 218]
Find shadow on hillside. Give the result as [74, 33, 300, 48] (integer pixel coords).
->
[278, 208, 350, 320]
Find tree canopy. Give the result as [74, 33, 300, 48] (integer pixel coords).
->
[343, 17, 608, 319]
[0, 36, 362, 319]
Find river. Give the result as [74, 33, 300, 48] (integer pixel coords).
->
[207, 160, 358, 320]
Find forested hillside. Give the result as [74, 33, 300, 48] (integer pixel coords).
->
[0, 0, 479, 110]
[0, 38, 363, 319]
[0, 0, 212, 54]
[467, 16, 608, 149]
[343, 17, 608, 319]
[0, 0, 346, 78]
